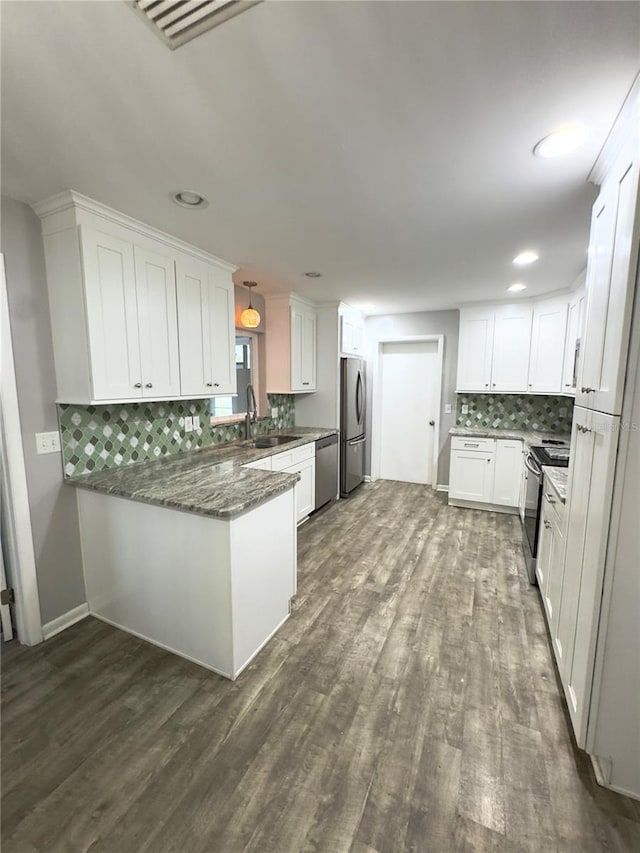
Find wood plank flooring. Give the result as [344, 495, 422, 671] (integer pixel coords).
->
[2, 480, 639, 852]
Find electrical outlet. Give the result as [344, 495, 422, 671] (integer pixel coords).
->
[559, 407, 567, 419]
[461, 404, 469, 415]
[36, 431, 61, 455]
[184, 416, 193, 432]
[193, 415, 200, 431]
[444, 403, 452, 414]
[271, 407, 278, 418]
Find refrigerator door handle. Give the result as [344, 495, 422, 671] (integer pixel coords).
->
[355, 371, 363, 425]
[348, 437, 366, 446]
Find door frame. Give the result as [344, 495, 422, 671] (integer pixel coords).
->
[371, 335, 444, 488]
[0, 254, 43, 645]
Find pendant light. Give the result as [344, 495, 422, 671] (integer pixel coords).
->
[240, 281, 261, 329]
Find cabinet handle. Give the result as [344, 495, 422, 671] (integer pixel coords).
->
[564, 383, 572, 387]
[464, 442, 480, 447]
[577, 424, 592, 434]
[485, 383, 489, 388]
[529, 384, 532, 387]
[206, 382, 213, 388]
[581, 386, 595, 393]
[544, 520, 552, 529]
[145, 382, 153, 389]
[134, 382, 142, 388]
[492, 383, 496, 387]
[487, 458, 491, 463]
[302, 382, 310, 385]
[214, 382, 220, 387]
[545, 493, 556, 504]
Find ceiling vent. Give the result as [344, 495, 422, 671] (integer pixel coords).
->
[131, 0, 263, 50]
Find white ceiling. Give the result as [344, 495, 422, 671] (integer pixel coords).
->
[2, 1, 639, 314]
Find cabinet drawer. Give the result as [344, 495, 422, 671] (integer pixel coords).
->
[542, 482, 564, 528]
[451, 436, 496, 453]
[243, 457, 272, 471]
[292, 442, 315, 464]
[272, 442, 314, 470]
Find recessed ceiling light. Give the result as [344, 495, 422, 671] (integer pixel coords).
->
[507, 283, 527, 293]
[533, 126, 587, 158]
[171, 191, 209, 209]
[304, 271, 322, 278]
[513, 250, 539, 266]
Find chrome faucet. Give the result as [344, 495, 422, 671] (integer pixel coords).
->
[245, 383, 257, 440]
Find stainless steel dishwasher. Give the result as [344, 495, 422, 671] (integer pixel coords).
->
[314, 433, 339, 511]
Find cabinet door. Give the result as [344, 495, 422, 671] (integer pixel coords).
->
[491, 304, 533, 392]
[456, 308, 494, 391]
[209, 274, 236, 395]
[341, 316, 354, 355]
[449, 450, 494, 502]
[562, 291, 583, 394]
[81, 227, 142, 400]
[536, 504, 555, 619]
[134, 247, 180, 398]
[528, 297, 568, 393]
[493, 440, 523, 506]
[579, 143, 640, 415]
[292, 457, 315, 523]
[176, 256, 213, 397]
[352, 322, 364, 355]
[556, 408, 618, 747]
[546, 511, 566, 645]
[291, 306, 317, 391]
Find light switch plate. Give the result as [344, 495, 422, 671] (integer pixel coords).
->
[271, 407, 278, 418]
[184, 416, 193, 432]
[444, 403, 452, 414]
[461, 404, 469, 415]
[36, 431, 61, 455]
[193, 415, 201, 431]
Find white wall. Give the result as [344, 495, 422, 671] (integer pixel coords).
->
[365, 310, 460, 486]
[1, 196, 86, 625]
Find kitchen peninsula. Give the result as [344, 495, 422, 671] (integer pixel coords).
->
[68, 429, 336, 679]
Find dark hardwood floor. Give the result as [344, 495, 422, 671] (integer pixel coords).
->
[2, 481, 639, 852]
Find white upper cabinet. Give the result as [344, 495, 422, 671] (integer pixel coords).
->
[35, 191, 236, 404]
[491, 304, 533, 392]
[456, 304, 531, 392]
[562, 286, 586, 395]
[456, 307, 494, 391]
[528, 296, 568, 393]
[176, 256, 235, 398]
[340, 306, 365, 356]
[134, 245, 181, 399]
[578, 137, 640, 415]
[81, 228, 143, 401]
[265, 294, 317, 393]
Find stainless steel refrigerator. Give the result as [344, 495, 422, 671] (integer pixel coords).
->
[340, 357, 366, 497]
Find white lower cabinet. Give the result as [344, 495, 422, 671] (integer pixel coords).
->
[449, 437, 523, 510]
[555, 407, 618, 748]
[245, 442, 316, 525]
[536, 479, 566, 636]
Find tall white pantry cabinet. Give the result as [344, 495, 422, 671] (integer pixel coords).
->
[557, 77, 640, 799]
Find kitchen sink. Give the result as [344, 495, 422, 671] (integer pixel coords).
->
[251, 435, 299, 448]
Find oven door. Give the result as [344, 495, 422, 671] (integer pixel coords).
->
[523, 452, 543, 558]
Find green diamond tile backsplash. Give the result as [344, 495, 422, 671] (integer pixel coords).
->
[456, 394, 574, 433]
[59, 394, 295, 478]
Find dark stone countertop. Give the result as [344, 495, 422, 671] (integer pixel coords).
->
[66, 427, 338, 520]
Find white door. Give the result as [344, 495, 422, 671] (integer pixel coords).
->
[81, 227, 142, 400]
[134, 246, 180, 399]
[209, 273, 236, 395]
[456, 307, 494, 391]
[491, 304, 533, 392]
[449, 451, 495, 502]
[379, 341, 439, 485]
[176, 255, 213, 397]
[493, 440, 523, 506]
[528, 297, 568, 393]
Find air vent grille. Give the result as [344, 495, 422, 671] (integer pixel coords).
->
[132, 0, 262, 49]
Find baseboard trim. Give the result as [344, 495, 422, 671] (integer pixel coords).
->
[42, 603, 89, 640]
[448, 498, 518, 515]
[590, 754, 640, 801]
[435, 484, 449, 493]
[364, 475, 372, 483]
